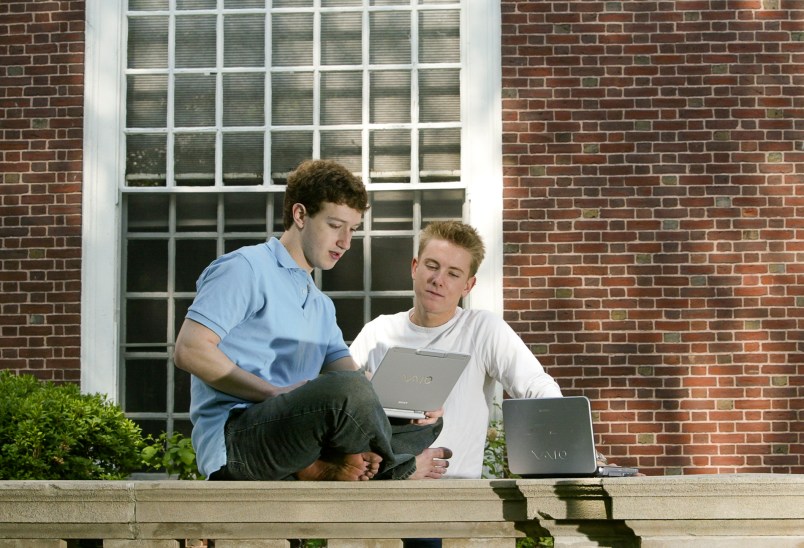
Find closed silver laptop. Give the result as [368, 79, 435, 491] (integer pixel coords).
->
[370, 346, 470, 420]
[502, 396, 638, 477]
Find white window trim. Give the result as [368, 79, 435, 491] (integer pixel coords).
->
[462, 0, 503, 317]
[80, 0, 503, 399]
[82, 0, 125, 397]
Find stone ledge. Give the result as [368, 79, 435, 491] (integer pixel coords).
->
[0, 474, 802, 547]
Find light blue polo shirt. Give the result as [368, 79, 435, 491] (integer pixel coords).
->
[185, 238, 351, 477]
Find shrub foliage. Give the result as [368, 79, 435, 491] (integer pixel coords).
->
[0, 372, 144, 480]
[141, 431, 204, 480]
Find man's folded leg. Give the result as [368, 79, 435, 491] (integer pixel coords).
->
[214, 370, 420, 480]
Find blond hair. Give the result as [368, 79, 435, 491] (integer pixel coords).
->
[418, 221, 485, 277]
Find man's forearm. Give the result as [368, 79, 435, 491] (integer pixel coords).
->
[201, 362, 279, 402]
[174, 319, 286, 402]
[321, 355, 360, 373]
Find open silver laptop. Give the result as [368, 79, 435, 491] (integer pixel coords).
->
[370, 346, 470, 420]
[502, 396, 639, 477]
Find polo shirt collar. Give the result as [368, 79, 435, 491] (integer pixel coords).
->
[267, 237, 306, 272]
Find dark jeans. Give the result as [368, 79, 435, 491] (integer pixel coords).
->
[210, 370, 442, 481]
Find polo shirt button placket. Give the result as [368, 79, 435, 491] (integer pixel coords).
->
[300, 279, 310, 308]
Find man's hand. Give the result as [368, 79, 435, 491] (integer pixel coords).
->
[596, 450, 645, 476]
[412, 406, 444, 426]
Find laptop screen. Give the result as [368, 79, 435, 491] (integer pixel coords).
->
[502, 396, 599, 477]
[370, 346, 470, 419]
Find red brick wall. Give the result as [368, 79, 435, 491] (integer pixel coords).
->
[0, 1, 85, 381]
[501, 0, 803, 474]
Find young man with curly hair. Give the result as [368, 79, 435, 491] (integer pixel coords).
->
[175, 160, 450, 482]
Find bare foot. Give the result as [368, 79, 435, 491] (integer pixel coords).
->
[408, 447, 453, 480]
[296, 452, 382, 481]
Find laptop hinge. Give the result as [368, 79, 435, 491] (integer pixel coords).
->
[416, 348, 446, 357]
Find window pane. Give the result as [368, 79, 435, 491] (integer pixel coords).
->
[174, 367, 193, 413]
[136, 419, 168, 441]
[370, 70, 410, 124]
[370, 12, 410, 64]
[173, 420, 194, 438]
[370, 191, 413, 230]
[223, 133, 264, 185]
[176, 239, 218, 292]
[422, 189, 464, 223]
[125, 359, 167, 413]
[127, 75, 167, 128]
[370, 129, 410, 182]
[272, 72, 313, 126]
[176, 193, 217, 232]
[130, 0, 168, 10]
[225, 0, 264, 7]
[175, 73, 216, 128]
[177, 0, 216, 9]
[371, 237, 413, 291]
[275, 0, 313, 6]
[127, 194, 169, 232]
[126, 134, 167, 187]
[128, 16, 168, 69]
[176, 15, 216, 68]
[321, 71, 362, 126]
[223, 73, 265, 127]
[419, 10, 459, 64]
[174, 133, 215, 186]
[272, 13, 313, 67]
[126, 299, 168, 344]
[272, 194, 285, 232]
[127, 239, 168, 292]
[324, 0, 362, 6]
[174, 298, 194, 344]
[371, 297, 413, 319]
[224, 238, 266, 254]
[333, 298, 364, 342]
[271, 132, 313, 177]
[321, 238, 364, 291]
[224, 193, 268, 232]
[321, 130, 361, 172]
[322, 12, 362, 65]
[224, 14, 266, 67]
[420, 69, 459, 123]
[419, 127, 460, 180]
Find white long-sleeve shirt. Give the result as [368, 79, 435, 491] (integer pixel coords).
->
[350, 307, 563, 478]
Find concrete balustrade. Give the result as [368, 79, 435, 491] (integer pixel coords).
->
[0, 474, 802, 547]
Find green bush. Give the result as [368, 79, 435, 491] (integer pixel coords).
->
[141, 431, 204, 480]
[483, 417, 518, 480]
[483, 403, 519, 480]
[0, 371, 144, 480]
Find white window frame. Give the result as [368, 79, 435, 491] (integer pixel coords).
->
[81, 0, 502, 399]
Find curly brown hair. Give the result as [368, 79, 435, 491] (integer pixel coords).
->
[283, 160, 369, 230]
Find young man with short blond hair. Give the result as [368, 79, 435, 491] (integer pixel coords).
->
[351, 220, 563, 479]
